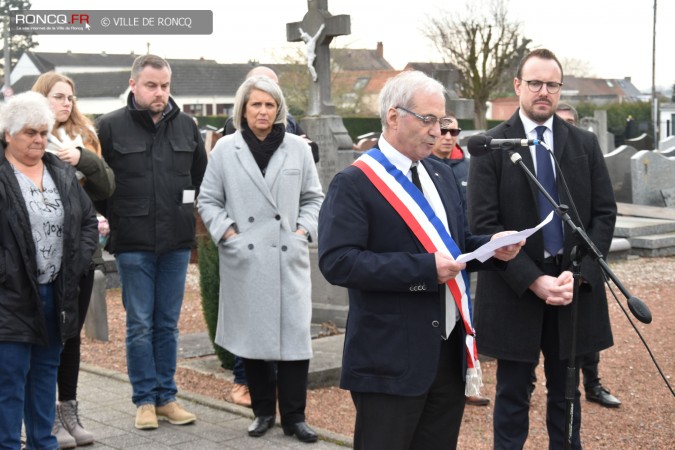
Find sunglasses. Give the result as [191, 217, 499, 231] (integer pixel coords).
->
[440, 128, 461, 137]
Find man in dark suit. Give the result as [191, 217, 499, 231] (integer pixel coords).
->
[468, 49, 617, 449]
[318, 70, 524, 449]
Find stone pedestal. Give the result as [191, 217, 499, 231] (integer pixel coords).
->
[301, 115, 356, 191]
[302, 115, 356, 327]
[84, 270, 109, 342]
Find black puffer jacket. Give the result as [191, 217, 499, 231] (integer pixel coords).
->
[96, 94, 207, 254]
[0, 150, 98, 345]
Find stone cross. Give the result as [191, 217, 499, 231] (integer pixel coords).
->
[287, 0, 350, 115]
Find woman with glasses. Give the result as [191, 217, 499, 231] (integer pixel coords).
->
[32, 72, 115, 448]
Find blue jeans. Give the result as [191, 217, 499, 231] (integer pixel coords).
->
[116, 249, 190, 406]
[0, 283, 62, 450]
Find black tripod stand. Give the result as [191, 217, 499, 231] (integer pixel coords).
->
[507, 150, 652, 450]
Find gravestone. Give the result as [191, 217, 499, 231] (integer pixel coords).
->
[84, 270, 108, 341]
[658, 135, 675, 150]
[659, 146, 675, 158]
[662, 188, 675, 207]
[288, 0, 354, 327]
[626, 133, 653, 151]
[631, 150, 675, 206]
[594, 110, 609, 154]
[580, 113, 612, 154]
[604, 145, 638, 203]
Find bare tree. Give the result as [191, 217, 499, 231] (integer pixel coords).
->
[561, 57, 595, 78]
[423, 0, 530, 129]
[1, 0, 36, 82]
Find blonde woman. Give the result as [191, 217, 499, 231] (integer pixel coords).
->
[32, 72, 115, 448]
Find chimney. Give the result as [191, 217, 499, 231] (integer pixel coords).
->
[376, 42, 383, 58]
[624, 76, 631, 82]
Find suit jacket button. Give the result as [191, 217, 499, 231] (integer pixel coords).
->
[248, 244, 254, 250]
[275, 214, 281, 220]
[248, 216, 255, 223]
[432, 320, 440, 327]
[281, 245, 288, 251]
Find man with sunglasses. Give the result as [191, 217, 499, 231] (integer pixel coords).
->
[429, 113, 468, 205]
[468, 49, 616, 449]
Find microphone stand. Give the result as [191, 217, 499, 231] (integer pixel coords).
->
[507, 151, 652, 450]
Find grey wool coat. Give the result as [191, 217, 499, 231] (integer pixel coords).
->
[198, 131, 324, 361]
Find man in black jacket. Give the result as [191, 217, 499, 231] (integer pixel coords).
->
[468, 49, 616, 449]
[97, 54, 207, 430]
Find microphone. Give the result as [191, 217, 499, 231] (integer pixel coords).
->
[467, 134, 540, 157]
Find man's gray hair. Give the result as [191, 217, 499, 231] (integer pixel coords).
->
[0, 91, 54, 136]
[379, 70, 446, 129]
[556, 101, 579, 124]
[232, 76, 288, 131]
[130, 54, 171, 81]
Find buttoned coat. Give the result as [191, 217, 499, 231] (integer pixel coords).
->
[197, 131, 324, 361]
[468, 111, 617, 362]
[318, 154, 504, 396]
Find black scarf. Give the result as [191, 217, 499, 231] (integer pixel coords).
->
[241, 122, 286, 174]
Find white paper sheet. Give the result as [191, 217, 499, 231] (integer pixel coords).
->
[456, 211, 554, 263]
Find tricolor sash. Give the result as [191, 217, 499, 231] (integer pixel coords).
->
[353, 148, 483, 396]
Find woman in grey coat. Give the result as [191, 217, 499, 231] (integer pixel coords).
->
[198, 76, 324, 443]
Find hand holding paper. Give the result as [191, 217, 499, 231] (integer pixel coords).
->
[456, 211, 554, 263]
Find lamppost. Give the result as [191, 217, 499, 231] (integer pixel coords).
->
[651, 0, 658, 143]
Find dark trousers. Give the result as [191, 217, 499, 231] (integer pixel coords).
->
[580, 351, 600, 390]
[58, 267, 94, 401]
[531, 351, 602, 393]
[494, 262, 582, 450]
[242, 358, 309, 426]
[351, 326, 466, 450]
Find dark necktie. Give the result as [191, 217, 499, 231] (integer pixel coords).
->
[535, 126, 564, 256]
[410, 162, 423, 193]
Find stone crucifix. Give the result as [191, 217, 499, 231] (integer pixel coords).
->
[298, 23, 325, 82]
[287, 0, 350, 116]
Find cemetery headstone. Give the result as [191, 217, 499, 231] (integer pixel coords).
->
[631, 150, 675, 206]
[658, 135, 675, 150]
[626, 133, 653, 151]
[604, 145, 638, 203]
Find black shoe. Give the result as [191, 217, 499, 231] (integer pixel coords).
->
[248, 415, 275, 437]
[282, 421, 318, 443]
[586, 385, 621, 408]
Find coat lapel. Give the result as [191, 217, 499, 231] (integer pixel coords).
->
[263, 140, 288, 192]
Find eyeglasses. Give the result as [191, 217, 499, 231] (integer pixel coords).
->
[440, 127, 461, 137]
[396, 106, 452, 128]
[50, 93, 77, 103]
[520, 79, 563, 94]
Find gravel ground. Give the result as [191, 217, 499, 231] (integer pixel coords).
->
[81, 256, 675, 449]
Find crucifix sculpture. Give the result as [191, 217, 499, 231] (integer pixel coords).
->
[287, 0, 350, 116]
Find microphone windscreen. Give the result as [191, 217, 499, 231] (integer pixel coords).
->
[467, 134, 492, 157]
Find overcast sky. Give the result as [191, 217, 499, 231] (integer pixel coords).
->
[25, 0, 674, 92]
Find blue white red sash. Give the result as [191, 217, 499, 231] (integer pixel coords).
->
[353, 148, 482, 395]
